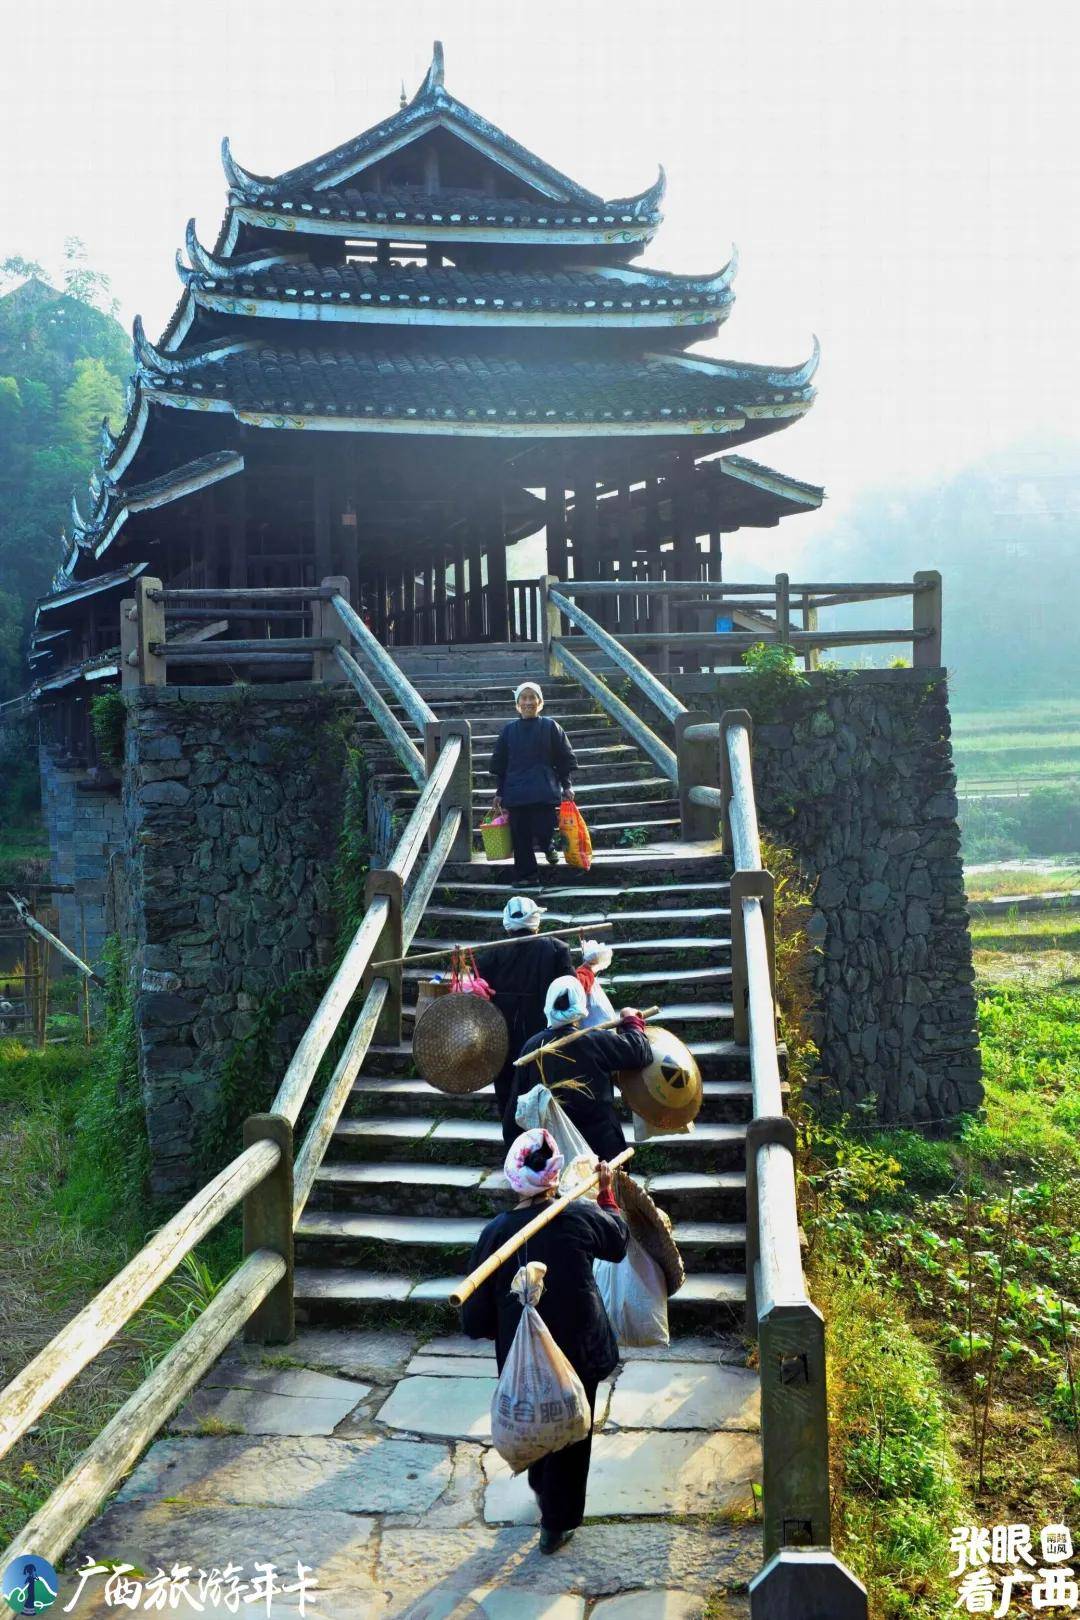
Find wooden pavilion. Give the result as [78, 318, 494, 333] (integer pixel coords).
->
[29, 41, 822, 728]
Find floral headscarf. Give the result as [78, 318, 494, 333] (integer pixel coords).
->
[503, 1127, 564, 1194]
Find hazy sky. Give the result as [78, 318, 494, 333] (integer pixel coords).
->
[4, 0, 1079, 557]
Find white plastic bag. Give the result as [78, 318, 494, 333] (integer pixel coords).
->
[515, 1084, 598, 1192]
[594, 1235, 670, 1348]
[490, 1262, 590, 1473]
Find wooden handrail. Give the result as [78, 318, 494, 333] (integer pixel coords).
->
[550, 642, 677, 783]
[386, 737, 463, 883]
[725, 720, 762, 872]
[0, 1138, 280, 1464]
[548, 587, 686, 724]
[0, 1249, 286, 1570]
[558, 578, 929, 598]
[331, 592, 437, 733]
[334, 644, 426, 787]
[270, 898, 389, 1125]
[292, 980, 390, 1221]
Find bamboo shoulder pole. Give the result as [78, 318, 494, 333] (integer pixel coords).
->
[450, 1146, 634, 1306]
[513, 1005, 660, 1069]
[372, 921, 612, 971]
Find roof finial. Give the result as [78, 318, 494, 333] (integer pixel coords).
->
[399, 79, 407, 109]
[415, 40, 445, 102]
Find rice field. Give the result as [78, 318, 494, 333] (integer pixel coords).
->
[951, 698, 1080, 794]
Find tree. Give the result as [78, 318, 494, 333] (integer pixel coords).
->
[61, 237, 119, 318]
[62, 357, 124, 458]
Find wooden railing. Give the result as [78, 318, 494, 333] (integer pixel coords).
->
[682, 708, 868, 1618]
[550, 571, 942, 672]
[0, 583, 472, 1570]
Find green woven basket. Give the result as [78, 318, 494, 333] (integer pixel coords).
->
[480, 814, 513, 862]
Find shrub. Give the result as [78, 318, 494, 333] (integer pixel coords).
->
[1015, 780, 1080, 857]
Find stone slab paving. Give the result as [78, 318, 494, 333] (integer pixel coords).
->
[173, 1366, 371, 1436]
[116, 1433, 452, 1515]
[483, 1430, 760, 1524]
[65, 1330, 761, 1618]
[378, 1375, 614, 1442]
[605, 1362, 758, 1432]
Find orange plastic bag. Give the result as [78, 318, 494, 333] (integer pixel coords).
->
[559, 798, 593, 871]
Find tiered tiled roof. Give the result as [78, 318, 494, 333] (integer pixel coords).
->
[179, 239, 737, 328]
[36, 41, 821, 690]
[133, 332, 818, 437]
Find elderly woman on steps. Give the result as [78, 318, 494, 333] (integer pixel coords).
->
[461, 1127, 627, 1554]
[490, 681, 577, 888]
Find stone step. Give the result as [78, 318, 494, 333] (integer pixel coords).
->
[328, 1113, 747, 1172]
[400, 997, 735, 1040]
[434, 877, 732, 906]
[294, 1210, 747, 1274]
[384, 758, 657, 791]
[439, 849, 729, 885]
[471, 815, 682, 852]
[416, 909, 731, 947]
[390, 778, 676, 808]
[309, 1159, 752, 1221]
[361, 1032, 764, 1082]
[292, 1266, 746, 1329]
[345, 1076, 756, 1126]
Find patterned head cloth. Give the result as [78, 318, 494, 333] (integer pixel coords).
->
[513, 681, 544, 710]
[504, 1128, 564, 1193]
[544, 974, 588, 1027]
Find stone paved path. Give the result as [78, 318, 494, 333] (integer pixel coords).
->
[69, 1328, 757, 1618]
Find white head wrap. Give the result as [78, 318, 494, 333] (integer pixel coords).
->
[544, 974, 588, 1027]
[579, 938, 613, 973]
[513, 681, 544, 710]
[503, 895, 546, 933]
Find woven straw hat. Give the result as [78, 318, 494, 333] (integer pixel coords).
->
[412, 994, 509, 1094]
[617, 1025, 703, 1132]
[615, 1170, 685, 1296]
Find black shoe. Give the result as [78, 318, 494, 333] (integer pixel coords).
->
[538, 1526, 576, 1555]
[545, 840, 561, 867]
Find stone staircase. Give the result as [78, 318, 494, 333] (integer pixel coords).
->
[294, 666, 784, 1333]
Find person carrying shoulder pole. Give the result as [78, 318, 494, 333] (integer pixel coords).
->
[474, 895, 573, 1125]
[461, 1128, 628, 1555]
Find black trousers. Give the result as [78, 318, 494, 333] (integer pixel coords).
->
[508, 803, 558, 880]
[527, 1378, 599, 1532]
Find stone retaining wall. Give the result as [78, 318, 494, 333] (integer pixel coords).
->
[39, 744, 125, 967]
[121, 685, 384, 1195]
[673, 668, 982, 1125]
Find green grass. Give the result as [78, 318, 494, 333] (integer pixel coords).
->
[964, 866, 1079, 900]
[0, 1012, 240, 1547]
[970, 905, 1080, 953]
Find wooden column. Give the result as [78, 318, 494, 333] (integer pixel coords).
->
[453, 541, 467, 643]
[227, 474, 247, 588]
[544, 482, 568, 580]
[484, 491, 510, 644]
[673, 454, 698, 580]
[572, 474, 598, 625]
[401, 568, 416, 646]
[468, 541, 484, 641]
[643, 474, 662, 628]
[434, 554, 448, 643]
[313, 457, 334, 582]
[615, 478, 636, 635]
[707, 483, 724, 582]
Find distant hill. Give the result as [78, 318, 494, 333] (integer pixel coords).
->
[0, 275, 131, 699]
[806, 444, 1080, 707]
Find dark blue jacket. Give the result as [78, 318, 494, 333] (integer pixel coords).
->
[461, 1198, 628, 1381]
[491, 716, 577, 807]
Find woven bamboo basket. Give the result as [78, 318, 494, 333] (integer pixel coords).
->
[412, 992, 509, 1094]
